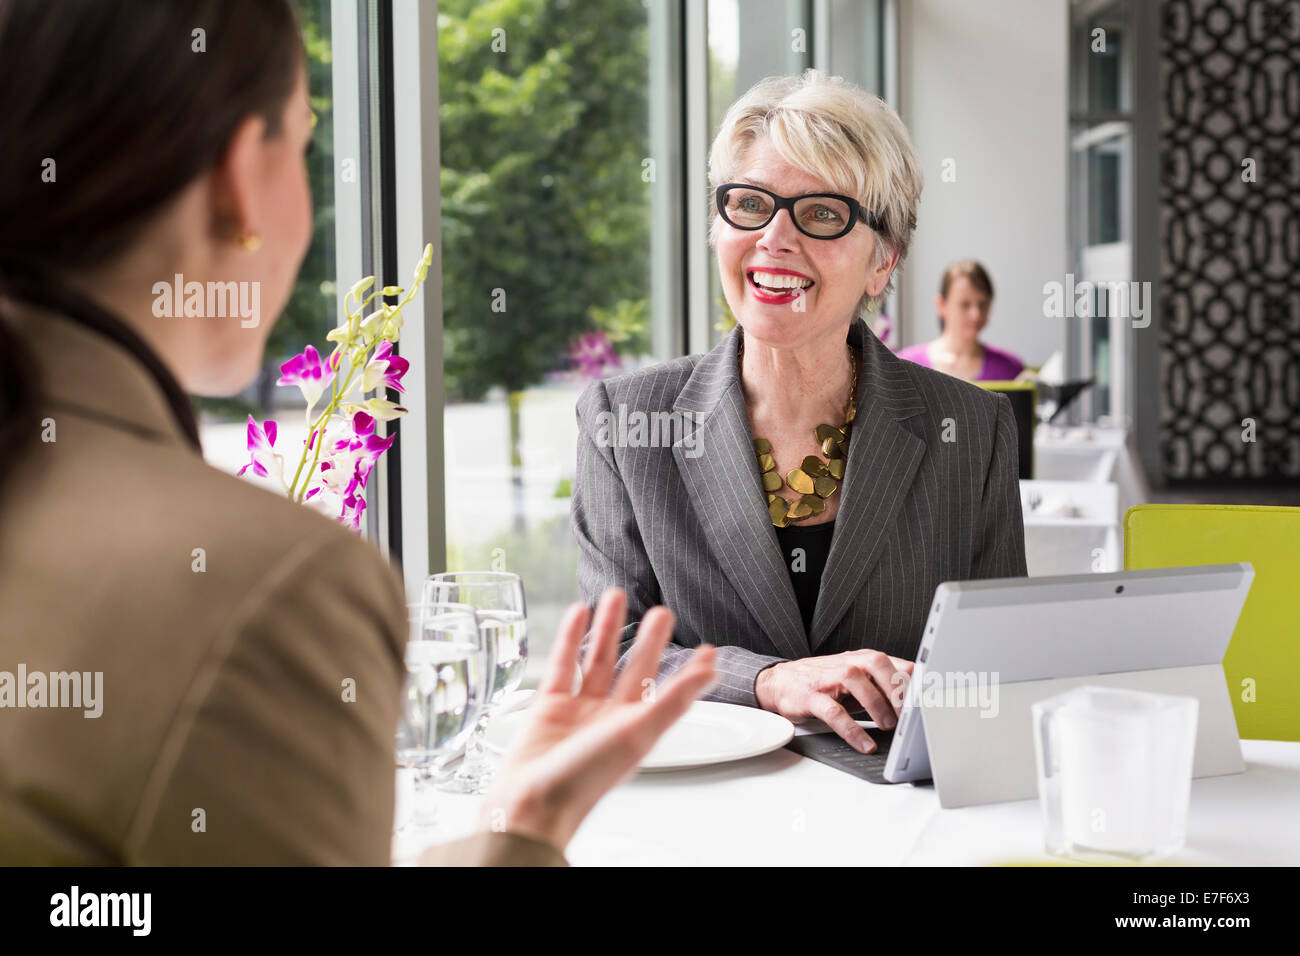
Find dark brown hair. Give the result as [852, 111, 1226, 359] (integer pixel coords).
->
[0, 0, 303, 478]
[937, 259, 994, 330]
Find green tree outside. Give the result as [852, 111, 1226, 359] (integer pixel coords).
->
[439, 0, 653, 528]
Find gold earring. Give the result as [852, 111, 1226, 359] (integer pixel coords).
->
[233, 232, 262, 252]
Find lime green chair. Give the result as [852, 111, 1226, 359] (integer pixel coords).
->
[1124, 504, 1300, 741]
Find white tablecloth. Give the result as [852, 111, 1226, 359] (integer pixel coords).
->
[395, 736, 1300, 866]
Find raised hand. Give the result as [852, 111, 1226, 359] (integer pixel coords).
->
[474, 588, 717, 851]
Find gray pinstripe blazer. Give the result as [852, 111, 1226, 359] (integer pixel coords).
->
[571, 318, 1027, 707]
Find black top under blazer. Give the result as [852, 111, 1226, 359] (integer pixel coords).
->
[571, 318, 1028, 707]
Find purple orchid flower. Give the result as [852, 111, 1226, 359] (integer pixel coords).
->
[569, 330, 620, 382]
[236, 416, 284, 485]
[363, 341, 410, 394]
[277, 344, 336, 408]
[330, 412, 396, 461]
[302, 412, 396, 529]
[340, 475, 368, 530]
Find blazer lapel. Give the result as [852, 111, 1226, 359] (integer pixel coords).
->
[809, 321, 927, 651]
[672, 327, 809, 662]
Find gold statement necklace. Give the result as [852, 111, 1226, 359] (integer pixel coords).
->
[741, 337, 857, 527]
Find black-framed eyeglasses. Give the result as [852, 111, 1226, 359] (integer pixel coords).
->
[715, 183, 882, 240]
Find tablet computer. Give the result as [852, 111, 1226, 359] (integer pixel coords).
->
[882, 564, 1253, 806]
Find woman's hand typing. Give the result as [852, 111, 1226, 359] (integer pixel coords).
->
[754, 650, 915, 753]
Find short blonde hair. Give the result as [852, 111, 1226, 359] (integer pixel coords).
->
[708, 70, 924, 317]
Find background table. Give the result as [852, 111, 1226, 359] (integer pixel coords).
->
[1034, 424, 1149, 520]
[395, 730, 1300, 866]
[1020, 479, 1121, 575]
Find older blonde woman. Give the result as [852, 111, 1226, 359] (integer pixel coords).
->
[571, 70, 1027, 755]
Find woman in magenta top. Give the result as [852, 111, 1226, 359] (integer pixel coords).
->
[896, 259, 1025, 382]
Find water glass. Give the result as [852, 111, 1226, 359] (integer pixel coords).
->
[395, 602, 488, 832]
[424, 571, 528, 794]
[1033, 685, 1198, 862]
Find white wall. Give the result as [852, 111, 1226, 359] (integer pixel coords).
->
[896, 0, 1068, 368]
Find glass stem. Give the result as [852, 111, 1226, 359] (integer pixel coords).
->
[412, 768, 439, 828]
[457, 707, 493, 776]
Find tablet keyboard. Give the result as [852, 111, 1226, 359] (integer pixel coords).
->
[784, 728, 907, 784]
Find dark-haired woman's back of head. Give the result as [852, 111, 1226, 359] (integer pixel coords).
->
[0, 0, 302, 485]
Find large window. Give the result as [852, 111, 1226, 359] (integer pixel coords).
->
[437, 0, 668, 681]
[200, 0, 344, 490]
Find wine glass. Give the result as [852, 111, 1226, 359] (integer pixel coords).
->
[424, 571, 528, 794]
[395, 601, 488, 833]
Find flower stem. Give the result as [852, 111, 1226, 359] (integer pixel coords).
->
[294, 365, 360, 503]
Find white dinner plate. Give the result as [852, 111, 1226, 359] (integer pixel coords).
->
[482, 700, 795, 771]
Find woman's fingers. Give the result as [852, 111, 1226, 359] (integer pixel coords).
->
[579, 587, 627, 695]
[889, 655, 915, 675]
[812, 693, 876, 754]
[518, 647, 717, 809]
[862, 655, 906, 716]
[536, 601, 590, 695]
[624, 645, 717, 742]
[610, 605, 675, 702]
[887, 656, 916, 707]
[840, 670, 895, 729]
[885, 668, 912, 710]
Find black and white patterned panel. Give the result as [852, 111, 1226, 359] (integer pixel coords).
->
[1161, 0, 1300, 480]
